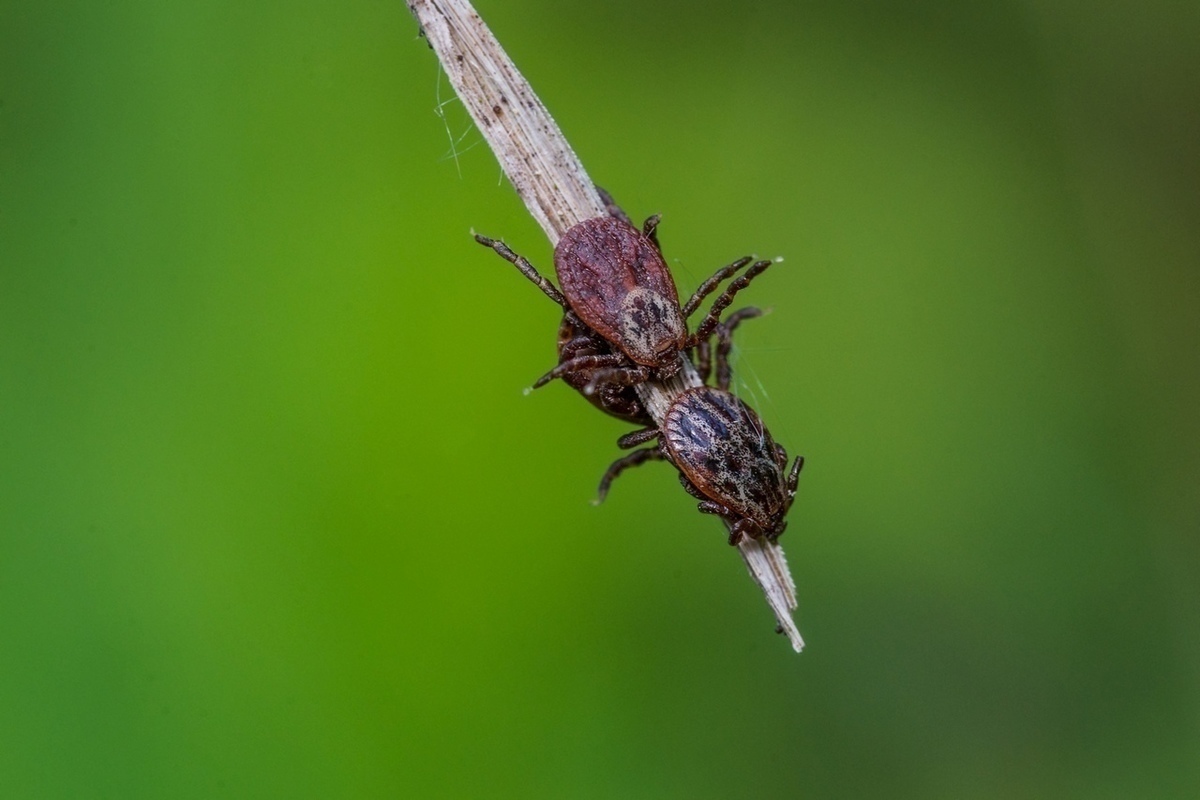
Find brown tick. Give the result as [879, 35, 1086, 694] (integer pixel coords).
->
[596, 310, 805, 546]
[550, 312, 652, 425]
[475, 213, 772, 396]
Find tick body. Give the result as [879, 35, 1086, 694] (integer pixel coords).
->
[663, 387, 802, 544]
[595, 309, 804, 545]
[601, 386, 803, 545]
[476, 202, 775, 397]
[553, 216, 687, 376]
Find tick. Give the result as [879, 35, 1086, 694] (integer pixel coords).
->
[595, 310, 804, 545]
[475, 214, 772, 396]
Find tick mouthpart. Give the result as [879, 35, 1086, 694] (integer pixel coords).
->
[655, 352, 683, 378]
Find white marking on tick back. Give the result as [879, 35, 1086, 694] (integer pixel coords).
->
[618, 287, 684, 361]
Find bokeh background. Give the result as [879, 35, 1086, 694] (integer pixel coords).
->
[3, 0, 1198, 796]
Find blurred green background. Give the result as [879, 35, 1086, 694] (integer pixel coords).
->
[3, 0, 1198, 797]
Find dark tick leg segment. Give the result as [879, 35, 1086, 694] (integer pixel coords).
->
[596, 186, 635, 228]
[714, 306, 763, 391]
[474, 234, 567, 307]
[681, 256, 754, 318]
[694, 305, 761, 387]
[773, 443, 788, 472]
[679, 474, 708, 500]
[696, 501, 758, 545]
[727, 518, 759, 546]
[691, 259, 774, 343]
[595, 447, 665, 503]
[532, 353, 628, 389]
[784, 456, 805, 509]
[583, 365, 652, 395]
[642, 214, 662, 252]
[558, 332, 607, 364]
[695, 338, 712, 384]
[696, 500, 730, 521]
[617, 427, 661, 449]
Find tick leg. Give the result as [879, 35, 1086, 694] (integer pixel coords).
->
[714, 306, 763, 391]
[697, 500, 730, 519]
[695, 306, 759, 388]
[783, 455, 805, 513]
[690, 259, 774, 343]
[596, 185, 634, 227]
[617, 427, 661, 449]
[559, 333, 601, 360]
[773, 442, 788, 473]
[681, 256, 754, 318]
[679, 473, 707, 500]
[474, 234, 567, 308]
[726, 518, 759, 546]
[583, 365, 652, 396]
[532, 353, 627, 389]
[642, 214, 662, 252]
[695, 338, 712, 384]
[696, 501, 757, 545]
[595, 447, 664, 503]
[696, 501, 742, 546]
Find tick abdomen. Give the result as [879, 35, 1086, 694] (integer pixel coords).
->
[663, 387, 786, 528]
[553, 216, 684, 367]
